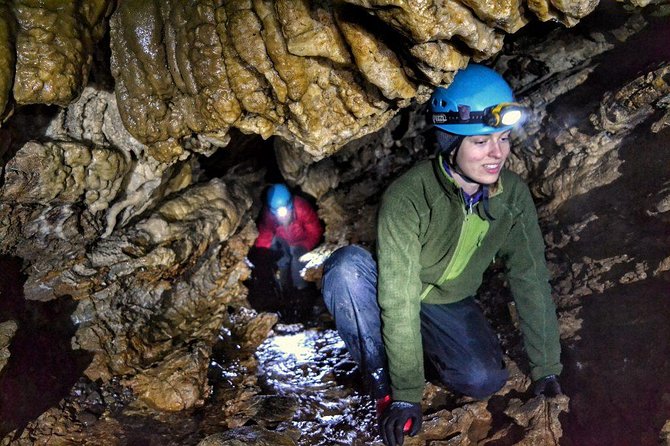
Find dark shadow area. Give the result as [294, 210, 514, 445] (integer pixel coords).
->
[551, 77, 670, 446]
[0, 256, 92, 438]
[245, 245, 325, 326]
[560, 279, 670, 446]
[196, 129, 280, 182]
[545, 9, 670, 139]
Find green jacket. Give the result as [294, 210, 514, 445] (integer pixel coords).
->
[377, 156, 562, 403]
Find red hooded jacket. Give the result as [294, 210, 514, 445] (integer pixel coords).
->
[254, 196, 323, 251]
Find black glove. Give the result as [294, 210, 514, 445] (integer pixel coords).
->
[379, 401, 422, 446]
[533, 374, 562, 397]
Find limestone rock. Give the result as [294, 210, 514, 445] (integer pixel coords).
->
[408, 402, 492, 445]
[198, 426, 297, 446]
[50, 173, 260, 389]
[0, 320, 17, 373]
[1, 140, 129, 210]
[661, 420, 670, 445]
[504, 395, 570, 445]
[12, 0, 112, 107]
[124, 342, 211, 411]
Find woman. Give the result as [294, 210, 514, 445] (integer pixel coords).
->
[321, 64, 563, 446]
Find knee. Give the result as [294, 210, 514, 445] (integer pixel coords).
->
[447, 364, 508, 400]
[323, 245, 372, 284]
[322, 245, 374, 307]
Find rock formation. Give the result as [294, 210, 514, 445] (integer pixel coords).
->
[0, 0, 669, 445]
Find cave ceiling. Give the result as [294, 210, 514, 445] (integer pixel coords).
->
[1, 0, 610, 161]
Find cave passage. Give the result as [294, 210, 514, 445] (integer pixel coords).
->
[0, 256, 92, 438]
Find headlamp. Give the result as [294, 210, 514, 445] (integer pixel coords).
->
[274, 206, 290, 218]
[431, 102, 526, 128]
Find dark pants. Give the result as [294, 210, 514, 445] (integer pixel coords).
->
[274, 241, 308, 291]
[322, 245, 508, 400]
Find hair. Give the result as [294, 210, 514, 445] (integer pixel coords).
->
[435, 130, 465, 164]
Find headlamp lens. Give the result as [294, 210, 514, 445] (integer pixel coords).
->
[488, 102, 525, 127]
[500, 108, 522, 126]
[275, 206, 289, 218]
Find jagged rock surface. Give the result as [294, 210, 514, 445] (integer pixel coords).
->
[0, 320, 17, 374]
[1, 0, 619, 161]
[0, 1, 669, 446]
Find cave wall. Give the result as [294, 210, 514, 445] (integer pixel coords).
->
[0, 0, 669, 444]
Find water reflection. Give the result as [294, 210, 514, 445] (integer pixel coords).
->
[256, 325, 381, 445]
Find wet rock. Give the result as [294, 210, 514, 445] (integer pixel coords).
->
[10, 1, 112, 108]
[197, 426, 297, 446]
[76, 410, 98, 427]
[0, 320, 18, 373]
[248, 395, 299, 428]
[336, 10, 416, 101]
[1, 401, 85, 446]
[124, 342, 211, 411]
[64, 175, 259, 383]
[210, 307, 279, 429]
[408, 402, 492, 445]
[504, 395, 570, 445]
[1, 140, 129, 211]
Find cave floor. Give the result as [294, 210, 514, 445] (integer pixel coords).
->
[1, 254, 670, 445]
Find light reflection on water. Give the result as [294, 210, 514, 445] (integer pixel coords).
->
[255, 326, 381, 445]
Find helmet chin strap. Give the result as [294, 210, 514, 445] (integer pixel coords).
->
[446, 150, 496, 221]
[446, 147, 479, 186]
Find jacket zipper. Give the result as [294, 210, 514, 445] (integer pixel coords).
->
[419, 195, 489, 300]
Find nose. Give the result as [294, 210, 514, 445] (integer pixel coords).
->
[489, 140, 503, 158]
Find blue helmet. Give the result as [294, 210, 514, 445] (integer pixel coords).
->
[430, 64, 524, 136]
[267, 183, 293, 218]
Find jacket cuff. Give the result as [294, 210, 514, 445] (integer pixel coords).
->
[531, 363, 563, 381]
[391, 386, 424, 404]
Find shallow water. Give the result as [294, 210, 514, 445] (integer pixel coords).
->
[255, 325, 381, 445]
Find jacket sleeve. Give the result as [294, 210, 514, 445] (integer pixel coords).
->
[254, 209, 276, 249]
[376, 183, 425, 403]
[293, 197, 323, 250]
[497, 184, 563, 381]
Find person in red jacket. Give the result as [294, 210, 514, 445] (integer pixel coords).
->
[254, 183, 323, 293]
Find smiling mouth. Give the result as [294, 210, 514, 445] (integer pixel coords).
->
[483, 164, 501, 173]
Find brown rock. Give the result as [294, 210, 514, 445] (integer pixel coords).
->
[198, 426, 297, 446]
[124, 342, 211, 412]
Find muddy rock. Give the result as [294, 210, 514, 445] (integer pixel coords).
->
[0, 320, 17, 373]
[0, 2, 669, 446]
[407, 403, 492, 446]
[661, 420, 670, 445]
[1, 0, 621, 161]
[197, 426, 297, 446]
[124, 342, 212, 412]
[11, 1, 112, 107]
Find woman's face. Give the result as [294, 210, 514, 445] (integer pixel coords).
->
[454, 130, 511, 185]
